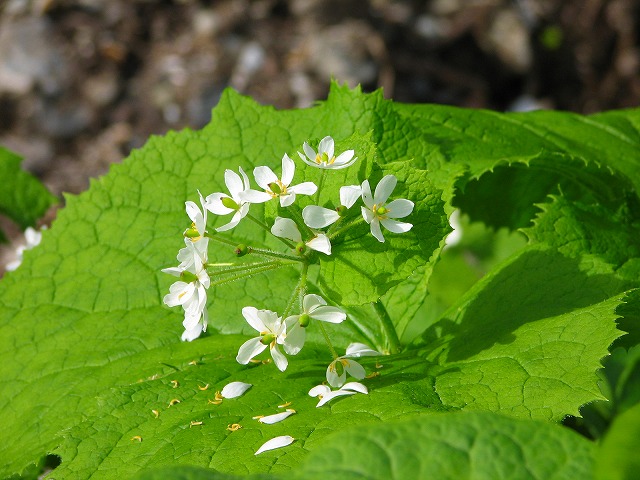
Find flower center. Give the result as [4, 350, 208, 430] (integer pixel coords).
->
[268, 180, 287, 197]
[221, 196, 240, 210]
[315, 152, 336, 165]
[298, 313, 311, 327]
[180, 271, 199, 283]
[261, 333, 276, 345]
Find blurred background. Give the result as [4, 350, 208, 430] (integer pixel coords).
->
[1, 0, 639, 268]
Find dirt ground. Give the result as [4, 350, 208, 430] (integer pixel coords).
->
[1, 0, 639, 270]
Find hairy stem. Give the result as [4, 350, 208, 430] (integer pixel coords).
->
[318, 321, 339, 360]
[328, 216, 366, 241]
[209, 262, 290, 287]
[282, 262, 308, 319]
[373, 299, 401, 354]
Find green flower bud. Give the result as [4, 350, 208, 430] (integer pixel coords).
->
[234, 244, 250, 256]
[261, 333, 276, 345]
[268, 182, 282, 194]
[295, 242, 306, 254]
[221, 196, 239, 210]
[180, 271, 199, 283]
[298, 313, 311, 328]
[336, 205, 347, 217]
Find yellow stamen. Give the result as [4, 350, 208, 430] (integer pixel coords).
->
[190, 421, 203, 427]
[198, 384, 210, 391]
[131, 436, 142, 442]
[226, 423, 242, 432]
[152, 409, 160, 418]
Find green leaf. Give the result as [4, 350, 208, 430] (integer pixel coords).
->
[0, 146, 57, 240]
[594, 402, 640, 480]
[298, 412, 595, 480]
[418, 246, 627, 421]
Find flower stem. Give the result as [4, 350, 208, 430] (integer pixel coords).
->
[246, 213, 296, 250]
[282, 262, 308, 319]
[249, 247, 303, 262]
[314, 169, 326, 205]
[287, 205, 315, 238]
[373, 299, 401, 354]
[207, 261, 286, 276]
[328, 216, 366, 241]
[209, 262, 290, 287]
[318, 321, 339, 360]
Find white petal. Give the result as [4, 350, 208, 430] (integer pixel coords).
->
[257, 309, 282, 333]
[370, 218, 385, 243]
[283, 321, 305, 355]
[258, 409, 296, 424]
[240, 189, 273, 204]
[381, 218, 413, 234]
[344, 359, 366, 380]
[302, 142, 316, 161]
[318, 136, 334, 158]
[385, 198, 414, 218]
[161, 266, 183, 277]
[24, 227, 43, 247]
[316, 389, 356, 407]
[303, 294, 325, 312]
[236, 337, 268, 364]
[309, 384, 331, 397]
[205, 193, 234, 215]
[181, 322, 203, 342]
[333, 150, 355, 166]
[242, 306, 268, 332]
[279, 192, 295, 207]
[239, 166, 252, 191]
[361, 206, 375, 224]
[373, 175, 397, 204]
[271, 217, 302, 242]
[302, 206, 340, 229]
[361, 179, 374, 208]
[281, 154, 295, 186]
[215, 210, 242, 232]
[163, 281, 195, 307]
[346, 342, 382, 357]
[253, 166, 278, 190]
[339, 185, 362, 209]
[185, 201, 203, 231]
[311, 305, 346, 323]
[254, 435, 295, 455]
[342, 382, 369, 394]
[270, 345, 288, 372]
[306, 234, 331, 255]
[221, 381, 252, 398]
[224, 169, 244, 198]
[289, 182, 318, 196]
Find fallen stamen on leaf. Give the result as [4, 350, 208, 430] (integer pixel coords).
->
[226, 423, 242, 432]
[278, 401, 292, 408]
[375, 362, 383, 369]
[198, 384, 210, 391]
[168, 398, 181, 407]
[190, 421, 203, 427]
[152, 409, 159, 418]
[365, 372, 380, 379]
[208, 399, 222, 405]
[170, 380, 179, 388]
[131, 436, 142, 442]
[189, 360, 198, 366]
[252, 415, 265, 420]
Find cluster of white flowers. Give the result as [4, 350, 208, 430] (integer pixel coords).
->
[162, 135, 413, 392]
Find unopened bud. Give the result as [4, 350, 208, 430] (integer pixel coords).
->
[298, 313, 311, 328]
[234, 244, 250, 256]
[295, 242, 306, 254]
[221, 196, 239, 210]
[336, 206, 347, 217]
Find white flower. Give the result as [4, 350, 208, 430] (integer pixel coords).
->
[326, 356, 366, 388]
[361, 175, 414, 243]
[284, 294, 346, 355]
[270, 217, 332, 255]
[204, 167, 252, 232]
[236, 307, 288, 371]
[298, 136, 357, 170]
[308, 382, 368, 407]
[302, 185, 362, 229]
[5, 226, 45, 272]
[256, 409, 296, 424]
[241, 154, 317, 207]
[221, 381, 252, 398]
[184, 190, 207, 241]
[444, 209, 462, 248]
[162, 239, 210, 341]
[254, 435, 295, 455]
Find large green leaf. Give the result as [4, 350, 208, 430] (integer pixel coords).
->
[594, 402, 640, 480]
[0, 146, 57, 241]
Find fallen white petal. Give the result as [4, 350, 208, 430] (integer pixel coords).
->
[342, 382, 369, 394]
[308, 384, 331, 397]
[258, 409, 296, 424]
[221, 381, 252, 398]
[255, 435, 295, 455]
